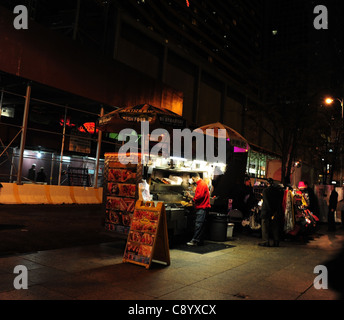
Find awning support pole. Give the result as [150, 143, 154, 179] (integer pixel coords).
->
[58, 106, 67, 186]
[94, 107, 104, 188]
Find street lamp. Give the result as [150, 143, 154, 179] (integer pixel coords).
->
[325, 97, 344, 185]
[325, 97, 344, 120]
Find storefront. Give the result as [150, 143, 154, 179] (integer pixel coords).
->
[247, 143, 281, 181]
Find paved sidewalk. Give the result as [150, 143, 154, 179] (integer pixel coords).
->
[1, 225, 343, 301]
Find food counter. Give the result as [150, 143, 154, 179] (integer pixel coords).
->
[146, 156, 226, 244]
[149, 169, 197, 244]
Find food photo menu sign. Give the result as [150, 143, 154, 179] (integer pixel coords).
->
[103, 153, 142, 236]
[123, 201, 170, 269]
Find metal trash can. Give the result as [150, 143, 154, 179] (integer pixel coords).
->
[208, 212, 228, 242]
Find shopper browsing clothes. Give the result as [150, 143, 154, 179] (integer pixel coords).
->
[258, 178, 283, 247]
[186, 173, 211, 246]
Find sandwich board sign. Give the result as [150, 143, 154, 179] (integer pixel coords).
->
[123, 201, 170, 269]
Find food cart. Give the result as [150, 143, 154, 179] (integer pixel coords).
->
[99, 108, 251, 243]
[103, 151, 227, 244]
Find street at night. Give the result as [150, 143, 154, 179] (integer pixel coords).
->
[1, 0, 344, 310]
[0, 204, 344, 302]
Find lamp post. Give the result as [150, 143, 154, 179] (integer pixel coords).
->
[325, 97, 343, 120]
[325, 97, 344, 185]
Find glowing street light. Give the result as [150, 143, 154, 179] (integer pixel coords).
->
[325, 97, 343, 120]
[325, 97, 334, 105]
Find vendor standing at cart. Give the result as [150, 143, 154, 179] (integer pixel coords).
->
[185, 173, 211, 246]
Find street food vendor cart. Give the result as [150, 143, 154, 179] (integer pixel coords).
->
[98, 107, 251, 243]
[103, 151, 227, 244]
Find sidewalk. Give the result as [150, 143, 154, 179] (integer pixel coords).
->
[1, 225, 343, 301]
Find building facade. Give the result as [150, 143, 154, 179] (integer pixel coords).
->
[2, 1, 343, 184]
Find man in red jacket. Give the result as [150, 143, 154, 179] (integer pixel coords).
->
[186, 172, 211, 246]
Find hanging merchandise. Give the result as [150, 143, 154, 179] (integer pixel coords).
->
[288, 191, 319, 236]
[283, 190, 295, 233]
[303, 191, 310, 207]
[249, 207, 261, 230]
[241, 200, 261, 231]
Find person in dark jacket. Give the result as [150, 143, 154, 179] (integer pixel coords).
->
[28, 164, 36, 181]
[328, 185, 338, 232]
[242, 175, 257, 218]
[36, 167, 47, 183]
[258, 178, 283, 247]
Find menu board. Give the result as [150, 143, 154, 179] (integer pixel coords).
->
[104, 153, 142, 236]
[123, 201, 170, 269]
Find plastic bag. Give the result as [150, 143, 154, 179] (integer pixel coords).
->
[138, 180, 152, 201]
[249, 210, 261, 230]
[284, 190, 295, 233]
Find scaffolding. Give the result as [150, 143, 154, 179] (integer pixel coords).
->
[0, 83, 119, 187]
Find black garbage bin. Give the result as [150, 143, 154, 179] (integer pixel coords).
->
[208, 212, 228, 242]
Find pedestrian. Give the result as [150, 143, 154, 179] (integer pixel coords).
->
[36, 167, 47, 183]
[258, 178, 283, 247]
[186, 172, 211, 246]
[28, 164, 36, 181]
[328, 185, 338, 232]
[338, 198, 344, 229]
[243, 175, 257, 219]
